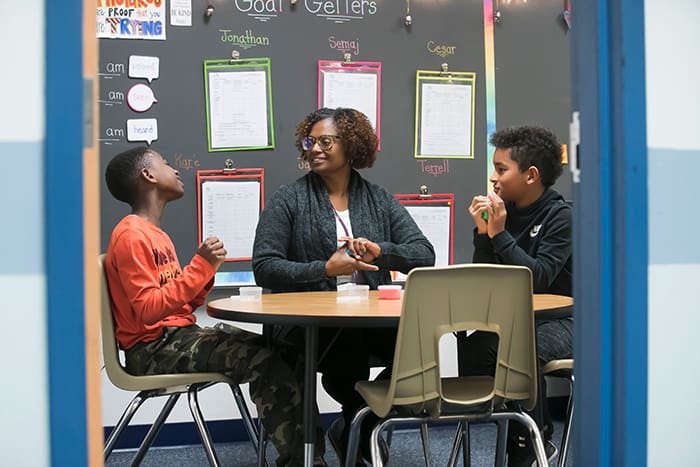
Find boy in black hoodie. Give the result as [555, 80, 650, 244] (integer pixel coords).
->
[460, 125, 573, 466]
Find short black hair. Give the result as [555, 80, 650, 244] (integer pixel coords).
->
[105, 146, 154, 206]
[489, 126, 563, 187]
[295, 107, 378, 169]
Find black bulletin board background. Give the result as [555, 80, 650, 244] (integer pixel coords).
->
[99, 0, 571, 274]
[493, 0, 572, 197]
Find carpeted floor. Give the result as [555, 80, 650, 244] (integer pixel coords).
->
[106, 415, 573, 466]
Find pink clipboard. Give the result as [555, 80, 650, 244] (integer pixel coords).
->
[317, 59, 382, 151]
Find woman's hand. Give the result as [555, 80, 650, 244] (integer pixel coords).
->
[325, 242, 379, 277]
[339, 236, 381, 263]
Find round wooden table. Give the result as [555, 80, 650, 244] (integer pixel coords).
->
[207, 291, 573, 467]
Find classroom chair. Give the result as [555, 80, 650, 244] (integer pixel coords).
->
[344, 264, 548, 467]
[99, 255, 265, 467]
[542, 358, 574, 467]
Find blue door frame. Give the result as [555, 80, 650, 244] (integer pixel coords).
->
[571, 1, 647, 466]
[43, 2, 649, 466]
[46, 1, 88, 465]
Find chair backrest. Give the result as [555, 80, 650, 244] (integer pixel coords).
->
[99, 254, 139, 390]
[386, 264, 537, 417]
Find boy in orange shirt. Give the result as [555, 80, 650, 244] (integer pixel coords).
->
[104, 146, 324, 467]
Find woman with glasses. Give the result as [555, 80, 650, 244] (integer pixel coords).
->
[253, 107, 435, 465]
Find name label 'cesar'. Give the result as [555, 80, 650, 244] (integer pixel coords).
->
[427, 41, 456, 58]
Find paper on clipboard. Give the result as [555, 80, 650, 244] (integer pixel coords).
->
[419, 82, 472, 157]
[322, 71, 378, 129]
[392, 204, 451, 282]
[201, 181, 260, 259]
[404, 205, 451, 267]
[208, 71, 268, 148]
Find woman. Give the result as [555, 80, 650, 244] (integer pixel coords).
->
[253, 107, 435, 464]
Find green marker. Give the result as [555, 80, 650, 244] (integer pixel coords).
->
[482, 211, 489, 221]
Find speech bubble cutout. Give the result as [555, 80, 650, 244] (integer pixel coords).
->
[127, 118, 159, 145]
[128, 55, 160, 82]
[127, 83, 158, 112]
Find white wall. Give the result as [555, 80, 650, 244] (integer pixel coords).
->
[0, 2, 50, 466]
[645, 1, 700, 465]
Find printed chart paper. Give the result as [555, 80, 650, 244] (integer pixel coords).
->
[201, 181, 260, 259]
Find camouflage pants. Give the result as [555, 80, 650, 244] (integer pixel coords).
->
[125, 323, 324, 467]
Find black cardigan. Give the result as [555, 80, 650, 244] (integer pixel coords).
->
[253, 170, 436, 292]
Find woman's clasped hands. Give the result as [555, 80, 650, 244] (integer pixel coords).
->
[325, 236, 380, 277]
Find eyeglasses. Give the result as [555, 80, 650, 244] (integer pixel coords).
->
[302, 135, 341, 151]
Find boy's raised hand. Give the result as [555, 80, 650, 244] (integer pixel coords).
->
[485, 192, 507, 238]
[468, 195, 490, 234]
[197, 236, 227, 270]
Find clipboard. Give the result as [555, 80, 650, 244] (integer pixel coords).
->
[393, 191, 455, 281]
[415, 68, 476, 159]
[196, 167, 265, 262]
[318, 59, 382, 149]
[203, 57, 275, 152]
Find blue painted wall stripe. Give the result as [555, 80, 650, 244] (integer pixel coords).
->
[0, 142, 44, 274]
[648, 147, 700, 264]
[45, 1, 87, 465]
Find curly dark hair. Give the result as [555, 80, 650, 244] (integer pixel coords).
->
[489, 126, 563, 187]
[105, 146, 155, 206]
[295, 107, 377, 169]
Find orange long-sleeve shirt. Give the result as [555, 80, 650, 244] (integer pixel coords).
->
[105, 215, 215, 349]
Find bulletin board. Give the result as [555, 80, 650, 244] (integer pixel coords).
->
[98, 0, 572, 274]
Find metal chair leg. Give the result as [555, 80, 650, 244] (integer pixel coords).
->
[420, 422, 431, 466]
[489, 412, 547, 467]
[347, 406, 373, 467]
[230, 385, 259, 445]
[228, 384, 269, 467]
[462, 422, 470, 467]
[130, 394, 180, 466]
[517, 413, 547, 467]
[370, 419, 394, 467]
[448, 421, 471, 467]
[495, 420, 508, 467]
[229, 384, 259, 451]
[188, 386, 221, 467]
[385, 425, 394, 448]
[257, 422, 269, 467]
[104, 392, 149, 460]
[558, 375, 574, 467]
[447, 422, 463, 467]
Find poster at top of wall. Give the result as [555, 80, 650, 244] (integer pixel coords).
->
[97, 1, 166, 40]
